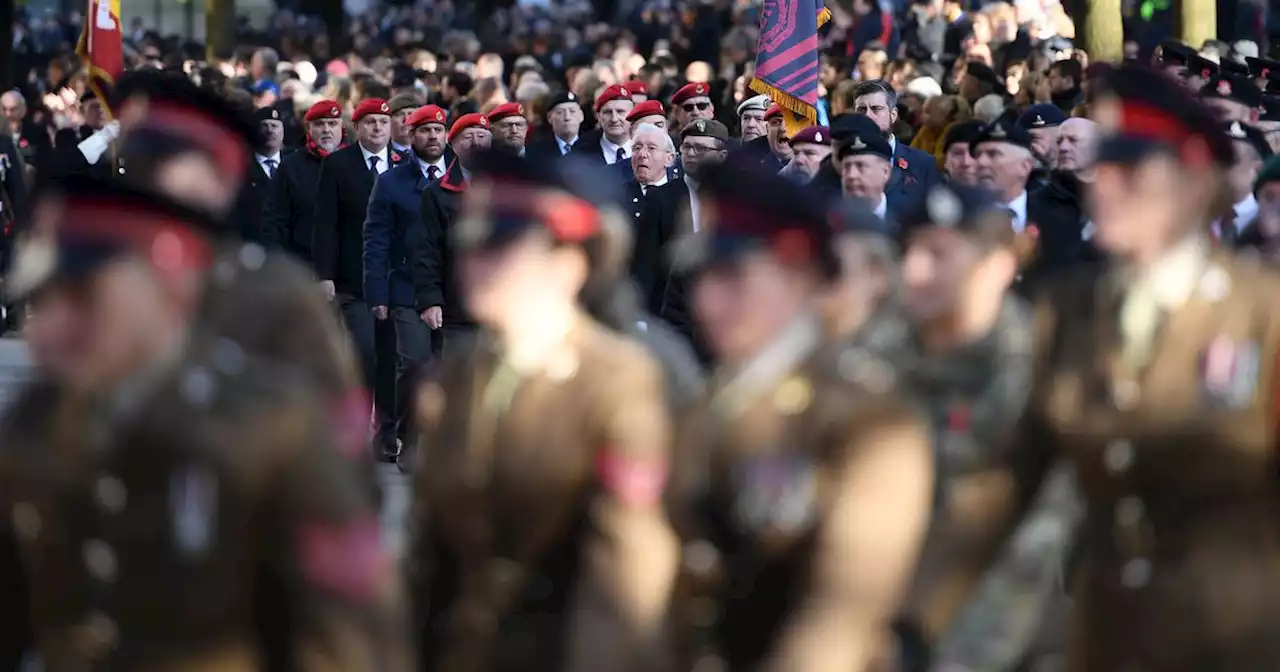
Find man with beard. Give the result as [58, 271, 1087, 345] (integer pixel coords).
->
[364, 104, 452, 455]
[851, 80, 942, 213]
[1046, 58, 1085, 113]
[312, 98, 412, 461]
[263, 99, 344, 264]
[409, 113, 492, 370]
[736, 94, 770, 142]
[231, 107, 286, 244]
[488, 102, 529, 156]
[670, 81, 716, 130]
[570, 85, 635, 166]
[625, 123, 680, 312]
[781, 125, 832, 182]
[526, 91, 583, 159]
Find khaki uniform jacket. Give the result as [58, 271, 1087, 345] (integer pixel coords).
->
[668, 318, 934, 672]
[0, 342, 411, 672]
[411, 315, 679, 672]
[975, 245, 1280, 670]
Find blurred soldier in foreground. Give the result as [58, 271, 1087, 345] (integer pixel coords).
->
[0, 177, 411, 670]
[892, 183, 1080, 672]
[409, 151, 678, 672]
[667, 160, 933, 671]
[819, 197, 910, 362]
[960, 63, 1280, 670]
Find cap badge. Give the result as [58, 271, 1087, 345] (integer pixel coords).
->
[1202, 68, 1211, 79]
[850, 137, 867, 150]
[696, 120, 706, 132]
[815, 132, 823, 142]
[567, 92, 576, 100]
[926, 187, 963, 229]
[1229, 121, 1246, 138]
[481, 117, 489, 126]
[989, 124, 1007, 139]
[517, 104, 524, 115]
[695, 84, 705, 95]
[380, 102, 390, 113]
[1033, 114, 1044, 126]
[330, 106, 340, 117]
[1218, 80, 1232, 96]
[271, 109, 279, 119]
[436, 110, 444, 121]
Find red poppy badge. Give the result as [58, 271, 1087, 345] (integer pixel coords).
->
[18, 138, 27, 149]
[1027, 224, 1040, 239]
[897, 157, 908, 170]
[391, 152, 402, 162]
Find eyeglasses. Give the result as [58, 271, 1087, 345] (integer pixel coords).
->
[680, 142, 722, 156]
[682, 101, 711, 113]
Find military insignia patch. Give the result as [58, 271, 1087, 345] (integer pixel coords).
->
[731, 455, 818, 536]
[989, 124, 1007, 139]
[1199, 336, 1259, 408]
[695, 83, 706, 95]
[597, 448, 668, 507]
[170, 464, 218, 557]
[1218, 79, 1232, 97]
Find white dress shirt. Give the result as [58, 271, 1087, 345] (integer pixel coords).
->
[640, 175, 669, 195]
[873, 193, 888, 219]
[684, 175, 702, 232]
[557, 135, 578, 155]
[601, 136, 632, 165]
[256, 152, 282, 177]
[1003, 190, 1029, 233]
[1234, 193, 1259, 231]
[420, 156, 447, 181]
[360, 145, 390, 175]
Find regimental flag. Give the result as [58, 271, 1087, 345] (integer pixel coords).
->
[751, 0, 830, 137]
[77, 0, 124, 108]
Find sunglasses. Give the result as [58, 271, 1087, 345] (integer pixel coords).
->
[682, 101, 711, 113]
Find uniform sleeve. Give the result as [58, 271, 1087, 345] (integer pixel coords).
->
[261, 160, 293, 251]
[265, 396, 414, 672]
[761, 400, 934, 672]
[362, 174, 394, 307]
[0, 490, 32, 668]
[410, 190, 446, 312]
[310, 156, 341, 281]
[564, 350, 680, 672]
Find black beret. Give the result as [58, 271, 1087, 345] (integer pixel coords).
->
[969, 118, 1034, 154]
[833, 114, 892, 161]
[254, 106, 283, 123]
[7, 174, 227, 300]
[941, 120, 985, 154]
[1219, 58, 1250, 78]
[680, 119, 730, 143]
[1186, 54, 1219, 80]
[964, 61, 1002, 88]
[454, 149, 621, 251]
[1225, 120, 1273, 159]
[1016, 103, 1067, 130]
[1246, 56, 1280, 80]
[899, 183, 1012, 235]
[1157, 40, 1195, 67]
[1093, 63, 1235, 168]
[672, 159, 839, 279]
[1200, 74, 1264, 108]
[546, 89, 581, 112]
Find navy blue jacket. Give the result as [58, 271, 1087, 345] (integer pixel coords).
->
[363, 161, 432, 308]
[886, 140, 943, 214]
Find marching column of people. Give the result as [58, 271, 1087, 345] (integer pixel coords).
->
[10, 51, 1280, 672]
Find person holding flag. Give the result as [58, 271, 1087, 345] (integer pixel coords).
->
[749, 0, 831, 139]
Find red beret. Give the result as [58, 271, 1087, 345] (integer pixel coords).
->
[626, 100, 666, 123]
[594, 85, 632, 112]
[488, 102, 527, 122]
[448, 113, 490, 143]
[671, 81, 711, 106]
[352, 98, 391, 123]
[623, 81, 648, 96]
[304, 99, 343, 122]
[790, 125, 830, 146]
[765, 105, 784, 121]
[406, 104, 448, 129]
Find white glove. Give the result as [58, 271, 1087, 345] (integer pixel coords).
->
[76, 120, 121, 165]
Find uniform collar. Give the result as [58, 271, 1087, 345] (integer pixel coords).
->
[1121, 235, 1211, 311]
[711, 315, 821, 420]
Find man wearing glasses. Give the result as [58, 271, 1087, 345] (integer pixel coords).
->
[671, 81, 717, 131]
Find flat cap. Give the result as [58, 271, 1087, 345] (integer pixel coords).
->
[681, 119, 729, 143]
[1016, 103, 1067, 130]
[736, 94, 771, 117]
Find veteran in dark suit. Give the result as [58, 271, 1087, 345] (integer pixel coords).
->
[312, 97, 411, 457]
[410, 151, 678, 672]
[665, 160, 933, 672]
[569, 84, 635, 167]
[623, 122, 681, 311]
[0, 177, 412, 671]
[943, 64, 1280, 672]
[850, 80, 943, 212]
[364, 104, 450, 451]
[525, 90, 585, 161]
[262, 99, 345, 264]
[230, 106, 287, 243]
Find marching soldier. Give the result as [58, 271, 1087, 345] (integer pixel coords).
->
[666, 160, 934, 671]
[820, 197, 910, 362]
[889, 183, 1080, 672]
[0, 176, 412, 670]
[409, 151, 679, 672]
[953, 63, 1280, 670]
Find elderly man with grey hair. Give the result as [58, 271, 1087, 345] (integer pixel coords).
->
[623, 122, 681, 313]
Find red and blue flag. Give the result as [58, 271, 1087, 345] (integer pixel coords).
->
[751, 0, 830, 136]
